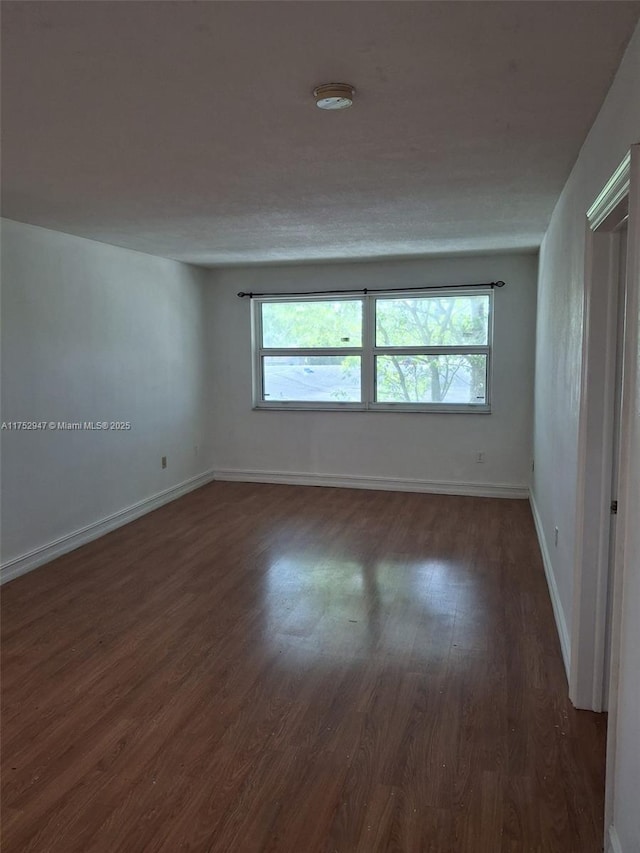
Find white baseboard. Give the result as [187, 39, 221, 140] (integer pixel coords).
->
[213, 468, 529, 500]
[529, 490, 571, 680]
[607, 825, 623, 853]
[0, 469, 216, 585]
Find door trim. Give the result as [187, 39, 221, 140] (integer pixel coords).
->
[588, 151, 631, 231]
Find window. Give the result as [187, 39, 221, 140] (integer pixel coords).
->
[252, 289, 492, 412]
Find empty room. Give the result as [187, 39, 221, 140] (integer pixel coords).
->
[2, 2, 640, 852]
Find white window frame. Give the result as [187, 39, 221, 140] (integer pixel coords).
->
[252, 288, 493, 413]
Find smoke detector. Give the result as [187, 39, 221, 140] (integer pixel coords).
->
[313, 83, 355, 111]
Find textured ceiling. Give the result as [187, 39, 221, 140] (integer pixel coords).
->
[2, 1, 639, 266]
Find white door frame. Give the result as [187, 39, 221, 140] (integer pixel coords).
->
[571, 148, 634, 712]
[572, 145, 639, 846]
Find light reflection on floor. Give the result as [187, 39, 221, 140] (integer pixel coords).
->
[263, 548, 481, 665]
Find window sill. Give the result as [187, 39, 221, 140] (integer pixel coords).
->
[253, 403, 492, 414]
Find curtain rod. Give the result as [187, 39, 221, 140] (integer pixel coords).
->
[237, 281, 505, 298]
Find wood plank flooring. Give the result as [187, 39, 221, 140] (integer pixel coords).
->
[1, 482, 606, 852]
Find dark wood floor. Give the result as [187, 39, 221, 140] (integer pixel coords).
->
[2, 482, 606, 853]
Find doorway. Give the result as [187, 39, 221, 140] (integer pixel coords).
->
[571, 146, 639, 851]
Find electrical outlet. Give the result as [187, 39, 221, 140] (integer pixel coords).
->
[161, 455, 167, 469]
[476, 451, 485, 463]
[554, 527, 559, 547]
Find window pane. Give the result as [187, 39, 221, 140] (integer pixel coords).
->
[262, 300, 362, 348]
[263, 356, 361, 402]
[376, 354, 487, 404]
[375, 294, 489, 347]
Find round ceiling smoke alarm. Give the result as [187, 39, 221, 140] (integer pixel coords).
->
[313, 83, 355, 110]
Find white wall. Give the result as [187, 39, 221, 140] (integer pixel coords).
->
[1, 219, 212, 580]
[206, 252, 537, 496]
[532, 23, 640, 853]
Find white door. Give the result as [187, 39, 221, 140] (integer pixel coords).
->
[603, 222, 628, 710]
